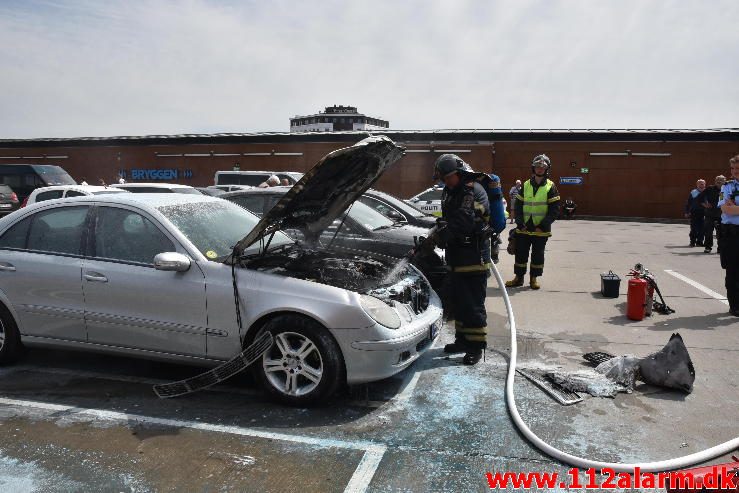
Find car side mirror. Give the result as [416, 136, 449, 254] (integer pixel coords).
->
[386, 210, 404, 221]
[154, 252, 191, 272]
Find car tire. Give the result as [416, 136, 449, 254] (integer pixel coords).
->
[254, 314, 344, 406]
[0, 303, 22, 365]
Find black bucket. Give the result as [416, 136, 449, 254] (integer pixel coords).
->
[600, 271, 621, 298]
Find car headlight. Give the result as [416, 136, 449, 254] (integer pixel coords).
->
[359, 295, 401, 329]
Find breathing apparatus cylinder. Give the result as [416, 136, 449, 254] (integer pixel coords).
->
[627, 277, 648, 321]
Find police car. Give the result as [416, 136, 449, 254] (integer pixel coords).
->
[406, 186, 443, 217]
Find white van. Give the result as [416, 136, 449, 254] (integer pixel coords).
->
[25, 185, 129, 206]
[214, 171, 303, 187]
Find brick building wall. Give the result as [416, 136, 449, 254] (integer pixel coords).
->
[1, 130, 737, 218]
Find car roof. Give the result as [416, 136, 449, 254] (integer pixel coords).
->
[24, 192, 219, 210]
[111, 183, 194, 189]
[220, 186, 292, 197]
[33, 185, 124, 193]
[216, 171, 302, 175]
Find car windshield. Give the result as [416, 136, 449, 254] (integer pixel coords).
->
[347, 200, 394, 231]
[31, 165, 76, 186]
[92, 190, 127, 195]
[158, 201, 293, 261]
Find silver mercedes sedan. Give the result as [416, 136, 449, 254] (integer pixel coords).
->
[0, 137, 443, 405]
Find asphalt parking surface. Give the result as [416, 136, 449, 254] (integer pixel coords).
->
[0, 220, 737, 492]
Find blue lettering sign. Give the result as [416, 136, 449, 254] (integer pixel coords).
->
[130, 169, 181, 181]
[560, 177, 584, 185]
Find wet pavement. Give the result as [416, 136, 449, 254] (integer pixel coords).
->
[0, 220, 736, 492]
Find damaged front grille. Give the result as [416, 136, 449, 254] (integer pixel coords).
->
[368, 274, 430, 316]
[401, 284, 429, 314]
[243, 244, 432, 316]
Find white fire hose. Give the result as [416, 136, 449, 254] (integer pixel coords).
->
[488, 262, 739, 473]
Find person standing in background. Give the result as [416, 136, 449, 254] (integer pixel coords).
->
[700, 175, 726, 253]
[718, 156, 739, 316]
[685, 179, 706, 247]
[508, 180, 521, 224]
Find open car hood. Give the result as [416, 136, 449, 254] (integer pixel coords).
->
[233, 135, 404, 255]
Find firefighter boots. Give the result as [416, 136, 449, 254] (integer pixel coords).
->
[463, 347, 483, 365]
[505, 275, 524, 287]
[530, 276, 541, 290]
[443, 337, 466, 354]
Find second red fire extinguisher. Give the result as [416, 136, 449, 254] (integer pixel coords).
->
[627, 277, 648, 321]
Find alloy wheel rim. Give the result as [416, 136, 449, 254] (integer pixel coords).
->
[263, 331, 323, 397]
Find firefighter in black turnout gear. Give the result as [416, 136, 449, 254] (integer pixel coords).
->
[433, 154, 491, 365]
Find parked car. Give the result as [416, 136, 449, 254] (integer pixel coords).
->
[214, 171, 303, 187]
[222, 187, 436, 260]
[0, 164, 77, 203]
[0, 136, 442, 405]
[111, 183, 201, 194]
[406, 186, 443, 217]
[195, 187, 226, 197]
[0, 185, 20, 216]
[25, 185, 129, 206]
[359, 189, 437, 228]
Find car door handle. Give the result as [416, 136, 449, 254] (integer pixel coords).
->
[0, 262, 16, 272]
[84, 272, 108, 283]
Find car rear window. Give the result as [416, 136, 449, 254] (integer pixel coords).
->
[27, 206, 89, 255]
[35, 190, 64, 202]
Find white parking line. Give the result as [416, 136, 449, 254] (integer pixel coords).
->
[10, 364, 261, 396]
[664, 269, 729, 305]
[0, 396, 386, 493]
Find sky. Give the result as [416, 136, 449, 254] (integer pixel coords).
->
[0, 0, 737, 139]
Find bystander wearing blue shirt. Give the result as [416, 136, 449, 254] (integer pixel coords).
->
[718, 180, 739, 225]
[717, 157, 739, 316]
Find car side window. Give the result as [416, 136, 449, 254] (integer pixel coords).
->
[0, 216, 32, 249]
[65, 190, 86, 197]
[35, 190, 64, 202]
[94, 207, 175, 264]
[360, 197, 396, 218]
[230, 196, 266, 216]
[26, 206, 89, 255]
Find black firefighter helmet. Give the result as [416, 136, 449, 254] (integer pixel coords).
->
[433, 153, 473, 180]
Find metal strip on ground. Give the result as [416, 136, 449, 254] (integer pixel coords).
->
[153, 331, 273, 398]
[664, 269, 729, 305]
[516, 368, 583, 406]
[0, 396, 386, 493]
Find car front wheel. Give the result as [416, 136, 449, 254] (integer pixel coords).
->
[254, 315, 344, 406]
[0, 304, 22, 365]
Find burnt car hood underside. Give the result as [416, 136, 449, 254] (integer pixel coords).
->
[234, 135, 404, 255]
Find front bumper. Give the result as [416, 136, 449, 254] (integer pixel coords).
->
[342, 292, 443, 385]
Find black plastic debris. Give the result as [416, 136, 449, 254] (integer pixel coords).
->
[582, 332, 696, 395]
[639, 333, 695, 393]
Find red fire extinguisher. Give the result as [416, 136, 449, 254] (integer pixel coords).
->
[627, 277, 648, 321]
